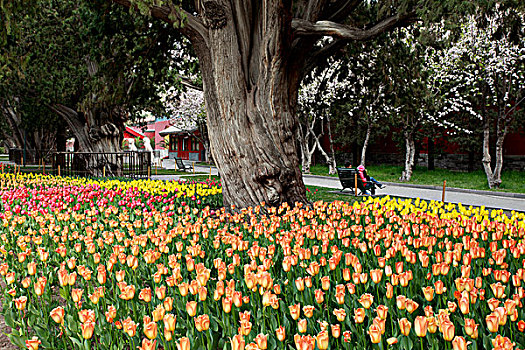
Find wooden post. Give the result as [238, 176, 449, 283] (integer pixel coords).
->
[354, 173, 358, 196]
[155, 165, 157, 176]
[58, 165, 61, 177]
[103, 167, 106, 178]
[148, 166, 151, 178]
[442, 180, 447, 202]
[43, 161, 45, 174]
[192, 162, 195, 174]
[209, 166, 212, 180]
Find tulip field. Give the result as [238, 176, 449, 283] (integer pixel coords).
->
[1, 173, 525, 350]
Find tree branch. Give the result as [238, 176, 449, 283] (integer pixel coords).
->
[179, 76, 203, 91]
[292, 11, 417, 40]
[111, 0, 208, 43]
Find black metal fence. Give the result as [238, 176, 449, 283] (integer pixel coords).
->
[52, 151, 151, 178]
[8, 148, 54, 165]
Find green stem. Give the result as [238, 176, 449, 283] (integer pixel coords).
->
[420, 337, 423, 350]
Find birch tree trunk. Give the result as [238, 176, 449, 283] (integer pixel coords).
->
[297, 122, 315, 174]
[325, 114, 337, 175]
[400, 130, 416, 182]
[360, 121, 372, 167]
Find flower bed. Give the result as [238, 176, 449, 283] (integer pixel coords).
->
[0, 174, 524, 349]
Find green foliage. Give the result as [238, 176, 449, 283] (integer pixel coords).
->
[1, 0, 193, 147]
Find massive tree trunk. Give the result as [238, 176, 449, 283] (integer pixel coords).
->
[52, 104, 125, 177]
[190, 3, 307, 208]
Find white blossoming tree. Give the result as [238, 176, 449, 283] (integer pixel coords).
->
[428, 14, 525, 188]
[297, 58, 342, 175]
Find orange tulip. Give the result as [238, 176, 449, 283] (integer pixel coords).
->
[305, 276, 313, 288]
[123, 317, 137, 337]
[294, 334, 315, 350]
[464, 318, 477, 337]
[152, 304, 165, 323]
[331, 324, 340, 338]
[343, 331, 351, 343]
[314, 289, 324, 304]
[303, 305, 315, 318]
[276, 326, 286, 341]
[399, 318, 411, 336]
[376, 305, 388, 320]
[14, 296, 27, 311]
[458, 296, 469, 314]
[414, 316, 427, 337]
[387, 337, 398, 345]
[447, 301, 457, 313]
[422, 286, 434, 301]
[298, 319, 308, 333]
[25, 337, 41, 350]
[289, 304, 301, 320]
[368, 324, 382, 344]
[452, 336, 468, 350]
[138, 338, 156, 350]
[358, 293, 374, 309]
[370, 269, 383, 284]
[50, 306, 65, 325]
[81, 321, 95, 340]
[176, 337, 190, 350]
[78, 309, 95, 323]
[354, 308, 366, 323]
[434, 280, 447, 294]
[321, 276, 330, 291]
[255, 333, 268, 349]
[316, 330, 329, 350]
[163, 314, 176, 332]
[427, 316, 438, 334]
[494, 306, 507, 326]
[295, 278, 305, 291]
[396, 295, 407, 310]
[518, 320, 525, 332]
[164, 297, 174, 312]
[144, 321, 158, 340]
[487, 298, 500, 311]
[333, 308, 346, 322]
[441, 321, 455, 341]
[491, 335, 514, 350]
[490, 282, 506, 299]
[406, 299, 419, 314]
[186, 301, 197, 317]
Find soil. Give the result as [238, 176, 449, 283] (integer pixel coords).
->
[0, 280, 19, 350]
[0, 305, 18, 350]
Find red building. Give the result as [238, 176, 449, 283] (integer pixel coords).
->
[159, 126, 205, 161]
[123, 126, 145, 140]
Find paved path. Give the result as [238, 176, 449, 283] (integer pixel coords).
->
[153, 165, 525, 212]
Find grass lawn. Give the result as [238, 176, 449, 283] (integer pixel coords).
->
[305, 185, 368, 203]
[307, 164, 525, 194]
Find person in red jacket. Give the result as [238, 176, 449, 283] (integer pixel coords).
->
[357, 165, 385, 194]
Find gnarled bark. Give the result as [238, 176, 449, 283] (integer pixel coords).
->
[52, 104, 125, 177]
